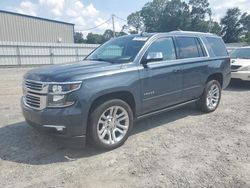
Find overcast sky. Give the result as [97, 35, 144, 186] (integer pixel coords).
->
[0, 0, 250, 36]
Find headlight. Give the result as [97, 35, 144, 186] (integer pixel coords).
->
[49, 82, 82, 94]
[239, 66, 250, 71]
[48, 81, 82, 107]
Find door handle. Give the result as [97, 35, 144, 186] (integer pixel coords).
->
[173, 69, 182, 73]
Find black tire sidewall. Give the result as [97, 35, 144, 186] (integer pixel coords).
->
[89, 99, 134, 150]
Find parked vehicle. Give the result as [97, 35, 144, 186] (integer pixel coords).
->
[230, 47, 250, 81]
[21, 31, 231, 150]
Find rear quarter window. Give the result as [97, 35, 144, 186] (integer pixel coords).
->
[206, 37, 228, 57]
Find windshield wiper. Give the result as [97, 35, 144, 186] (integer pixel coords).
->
[88, 58, 115, 63]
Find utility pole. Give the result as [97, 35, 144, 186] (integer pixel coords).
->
[112, 14, 116, 38]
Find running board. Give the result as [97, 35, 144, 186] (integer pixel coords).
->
[137, 99, 198, 120]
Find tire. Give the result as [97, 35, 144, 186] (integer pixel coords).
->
[196, 80, 222, 113]
[88, 99, 134, 150]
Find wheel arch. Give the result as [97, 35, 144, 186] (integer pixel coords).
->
[88, 91, 136, 116]
[206, 73, 223, 87]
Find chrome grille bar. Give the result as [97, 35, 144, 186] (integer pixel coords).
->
[23, 80, 47, 110]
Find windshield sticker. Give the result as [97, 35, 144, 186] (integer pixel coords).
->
[132, 37, 148, 41]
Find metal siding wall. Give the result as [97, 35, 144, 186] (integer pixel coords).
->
[0, 12, 74, 43]
[0, 41, 99, 66]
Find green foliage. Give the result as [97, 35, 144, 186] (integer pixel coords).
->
[240, 13, 250, 31]
[159, 0, 191, 32]
[127, 11, 144, 33]
[86, 33, 105, 44]
[141, 0, 168, 32]
[245, 32, 250, 43]
[103, 29, 114, 41]
[221, 8, 243, 43]
[189, 0, 211, 19]
[84, 30, 127, 44]
[210, 21, 222, 35]
[74, 32, 86, 43]
[76, 0, 250, 44]
[127, 0, 217, 34]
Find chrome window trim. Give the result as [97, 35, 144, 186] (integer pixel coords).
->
[138, 35, 211, 66]
[175, 36, 210, 59]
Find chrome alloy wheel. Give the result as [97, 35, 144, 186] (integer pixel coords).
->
[97, 106, 129, 145]
[206, 84, 220, 110]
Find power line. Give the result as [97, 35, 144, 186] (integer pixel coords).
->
[74, 14, 128, 33]
[75, 18, 111, 31]
[114, 15, 127, 23]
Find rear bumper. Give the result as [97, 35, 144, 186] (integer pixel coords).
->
[21, 97, 87, 144]
[231, 71, 250, 81]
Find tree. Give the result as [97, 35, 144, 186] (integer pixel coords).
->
[221, 8, 243, 43]
[158, 0, 191, 32]
[189, 0, 211, 20]
[210, 21, 222, 35]
[86, 33, 104, 44]
[238, 13, 250, 43]
[127, 11, 144, 33]
[74, 32, 85, 43]
[116, 31, 127, 37]
[240, 12, 250, 32]
[188, 0, 211, 32]
[140, 0, 168, 32]
[244, 32, 250, 43]
[103, 29, 114, 41]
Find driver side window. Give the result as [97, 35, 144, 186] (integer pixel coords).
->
[147, 38, 176, 61]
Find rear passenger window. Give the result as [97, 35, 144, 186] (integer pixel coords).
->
[176, 37, 206, 59]
[206, 37, 228, 57]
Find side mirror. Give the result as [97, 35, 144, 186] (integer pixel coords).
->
[142, 52, 164, 65]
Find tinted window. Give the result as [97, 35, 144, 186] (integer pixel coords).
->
[176, 37, 203, 59]
[146, 38, 176, 61]
[195, 38, 207, 57]
[206, 37, 228, 57]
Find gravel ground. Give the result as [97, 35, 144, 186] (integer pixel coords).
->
[0, 68, 250, 188]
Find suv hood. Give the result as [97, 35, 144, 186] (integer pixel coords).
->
[231, 58, 250, 66]
[24, 60, 123, 82]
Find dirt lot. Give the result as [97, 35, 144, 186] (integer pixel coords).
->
[0, 68, 250, 188]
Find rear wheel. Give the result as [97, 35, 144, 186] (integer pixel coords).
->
[196, 80, 221, 113]
[88, 99, 133, 150]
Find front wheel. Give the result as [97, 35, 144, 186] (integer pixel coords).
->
[196, 80, 221, 113]
[88, 99, 134, 150]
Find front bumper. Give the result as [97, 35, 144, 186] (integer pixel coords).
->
[231, 71, 250, 81]
[21, 97, 87, 143]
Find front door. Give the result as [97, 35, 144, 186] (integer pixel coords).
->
[139, 37, 183, 114]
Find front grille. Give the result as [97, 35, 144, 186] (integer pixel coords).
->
[23, 80, 47, 110]
[25, 80, 43, 91]
[231, 65, 242, 72]
[25, 94, 41, 109]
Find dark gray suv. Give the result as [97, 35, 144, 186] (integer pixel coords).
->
[21, 31, 231, 150]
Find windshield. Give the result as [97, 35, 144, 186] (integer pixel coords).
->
[86, 36, 148, 63]
[230, 48, 250, 59]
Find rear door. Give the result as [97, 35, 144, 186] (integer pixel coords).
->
[175, 36, 209, 101]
